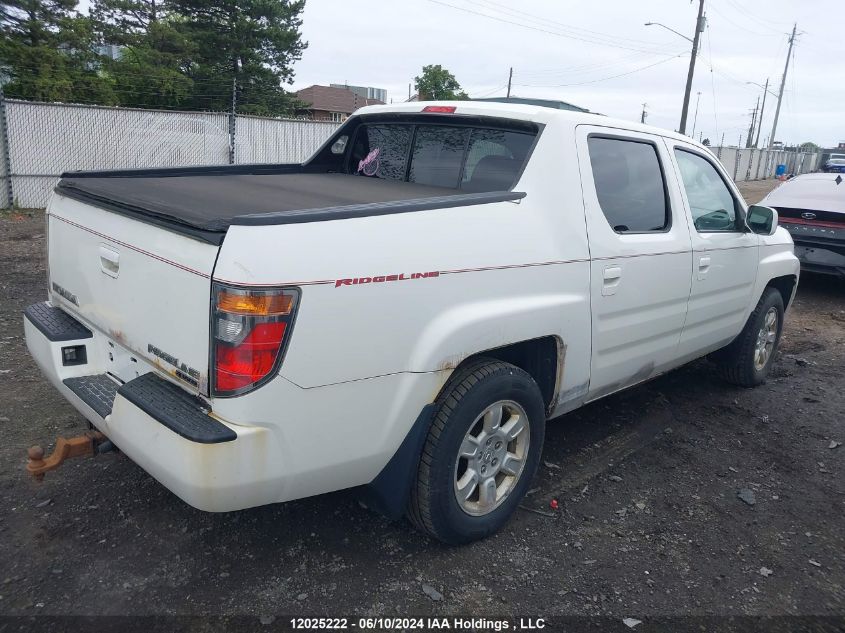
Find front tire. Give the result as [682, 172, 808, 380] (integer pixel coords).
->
[714, 287, 785, 387]
[407, 359, 546, 544]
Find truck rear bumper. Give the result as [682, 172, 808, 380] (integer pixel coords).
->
[24, 302, 276, 512]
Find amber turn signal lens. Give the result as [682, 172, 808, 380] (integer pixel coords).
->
[217, 291, 293, 316]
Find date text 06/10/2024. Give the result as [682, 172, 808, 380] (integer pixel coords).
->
[289, 617, 547, 630]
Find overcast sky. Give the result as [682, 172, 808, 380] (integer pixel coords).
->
[290, 0, 842, 148]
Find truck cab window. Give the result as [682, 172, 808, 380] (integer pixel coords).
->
[349, 124, 411, 181]
[409, 126, 469, 188]
[461, 129, 534, 193]
[587, 136, 669, 233]
[349, 123, 536, 192]
[674, 149, 740, 232]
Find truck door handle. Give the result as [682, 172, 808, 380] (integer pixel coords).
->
[99, 245, 120, 278]
[602, 266, 622, 296]
[697, 256, 711, 279]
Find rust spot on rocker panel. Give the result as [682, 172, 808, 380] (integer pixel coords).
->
[108, 329, 126, 346]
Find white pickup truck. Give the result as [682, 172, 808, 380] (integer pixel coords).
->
[25, 101, 799, 544]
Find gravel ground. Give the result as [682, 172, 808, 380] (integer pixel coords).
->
[0, 179, 843, 622]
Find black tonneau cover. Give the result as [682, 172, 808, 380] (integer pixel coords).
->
[56, 168, 525, 245]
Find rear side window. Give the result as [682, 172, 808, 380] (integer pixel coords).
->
[587, 136, 669, 233]
[461, 129, 535, 193]
[349, 123, 535, 192]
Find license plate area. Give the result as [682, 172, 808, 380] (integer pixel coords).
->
[105, 339, 143, 384]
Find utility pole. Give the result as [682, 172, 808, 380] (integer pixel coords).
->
[746, 96, 759, 148]
[506, 67, 513, 98]
[691, 91, 701, 138]
[678, 0, 705, 135]
[753, 78, 769, 148]
[228, 74, 237, 165]
[0, 84, 13, 208]
[733, 134, 743, 181]
[769, 23, 796, 148]
[640, 103, 647, 124]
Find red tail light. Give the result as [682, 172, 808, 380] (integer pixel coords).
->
[422, 105, 457, 113]
[211, 284, 299, 396]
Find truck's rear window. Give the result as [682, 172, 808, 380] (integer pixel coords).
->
[349, 124, 535, 192]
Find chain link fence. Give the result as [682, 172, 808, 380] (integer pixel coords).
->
[0, 99, 340, 208]
[0, 97, 824, 209]
[234, 114, 338, 165]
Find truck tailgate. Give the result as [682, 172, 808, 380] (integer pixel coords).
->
[47, 193, 219, 394]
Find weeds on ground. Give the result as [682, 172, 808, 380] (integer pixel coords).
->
[0, 206, 44, 220]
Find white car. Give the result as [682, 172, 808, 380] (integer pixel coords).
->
[758, 172, 845, 277]
[24, 101, 799, 543]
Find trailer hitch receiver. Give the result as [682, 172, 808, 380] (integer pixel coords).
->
[26, 431, 107, 481]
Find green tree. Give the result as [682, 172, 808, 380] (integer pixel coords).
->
[91, 0, 161, 43]
[92, 0, 196, 108]
[414, 64, 468, 101]
[1, 0, 75, 48]
[168, 0, 307, 115]
[0, 0, 115, 103]
[103, 27, 195, 109]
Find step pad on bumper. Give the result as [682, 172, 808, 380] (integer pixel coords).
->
[64, 374, 120, 418]
[25, 302, 92, 342]
[118, 373, 236, 444]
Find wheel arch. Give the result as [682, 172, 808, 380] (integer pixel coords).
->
[766, 273, 798, 310]
[445, 335, 564, 415]
[752, 245, 800, 317]
[362, 335, 564, 520]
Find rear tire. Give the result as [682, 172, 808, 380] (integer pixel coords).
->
[714, 287, 784, 387]
[407, 359, 545, 544]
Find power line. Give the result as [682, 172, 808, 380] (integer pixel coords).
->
[514, 53, 687, 88]
[515, 51, 663, 79]
[426, 0, 679, 55]
[470, 84, 507, 98]
[3, 63, 276, 87]
[706, 2, 785, 38]
[721, 0, 792, 32]
[464, 0, 681, 49]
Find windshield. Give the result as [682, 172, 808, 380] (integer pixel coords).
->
[828, 159, 845, 165]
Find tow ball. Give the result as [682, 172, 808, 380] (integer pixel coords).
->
[26, 431, 112, 481]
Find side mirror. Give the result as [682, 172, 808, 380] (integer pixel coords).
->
[746, 204, 778, 236]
